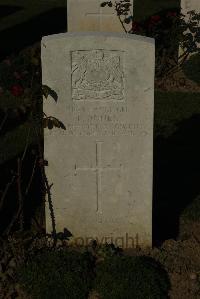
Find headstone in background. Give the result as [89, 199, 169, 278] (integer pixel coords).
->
[179, 0, 200, 58]
[67, 0, 133, 32]
[41, 32, 154, 248]
[181, 0, 200, 18]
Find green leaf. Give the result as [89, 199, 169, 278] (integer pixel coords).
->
[59, 121, 66, 130]
[31, 57, 39, 66]
[43, 118, 48, 128]
[47, 119, 54, 129]
[100, 2, 107, 7]
[124, 17, 131, 24]
[51, 117, 66, 130]
[51, 117, 61, 128]
[42, 85, 58, 102]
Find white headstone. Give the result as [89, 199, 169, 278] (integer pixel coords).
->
[181, 0, 200, 17]
[41, 32, 154, 249]
[179, 0, 200, 58]
[67, 0, 133, 32]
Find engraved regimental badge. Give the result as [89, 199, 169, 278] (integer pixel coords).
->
[71, 50, 125, 101]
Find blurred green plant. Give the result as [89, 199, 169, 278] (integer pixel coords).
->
[94, 255, 170, 299]
[17, 249, 95, 299]
[87, 240, 123, 262]
[0, 43, 65, 241]
[181, 195, 200, 222]
[182, 53, 200, 84]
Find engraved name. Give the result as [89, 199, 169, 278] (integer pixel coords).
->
[45, 122, 148, 137]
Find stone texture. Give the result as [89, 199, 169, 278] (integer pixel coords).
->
[179, 0, 200, 57]
[181, 0, 200, 17]
[41, 32, 155, 248]
[67, 0, 133, 32]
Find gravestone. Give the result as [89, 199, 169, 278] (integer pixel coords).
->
[179, 0, 200, 57]
[181, 0, 200, 17]
[67, 0, 133, 32]
[41, 32, 154, 248]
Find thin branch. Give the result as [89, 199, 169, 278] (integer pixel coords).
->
[117, 14, 128, 33]
[17, 158, 23, 231]
[115, 2, 128, 33]
[25, 155, 38, 195]
[0, 175, 16, 210]
[179, 52, 190, 66]
[3, 159, 23, 235]
[32, 216, 45, 233]
[43, 179, 56, 238]
[33, 126, 57, 245]
[158, 51, 189, 81]
[0, 112, 8, 132]
[21, 127, 31, 162]
[2, 65, 39, 237]
[178, 49, 190, 61]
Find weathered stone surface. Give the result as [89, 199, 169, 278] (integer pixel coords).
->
[67, 0, 133, 32]
[181, 0, 200, 17]
[41, 32, 155, 248]
[179, 0, 200, 57]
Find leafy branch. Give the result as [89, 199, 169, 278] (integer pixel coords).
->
[101, 2, 200, 80]
[101, 0, 133, 33]
[0, 81, 65, 243]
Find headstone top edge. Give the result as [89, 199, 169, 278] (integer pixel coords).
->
[41, 32, 155, 45]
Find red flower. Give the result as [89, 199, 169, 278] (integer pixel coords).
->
[3, 59, 11, 66]
[167, 12, 177, 17]
[10, 84, 24, 96]
[150, 15, 161, 24]
[131, 21, 141, 32]
[13, 72, 22, 80]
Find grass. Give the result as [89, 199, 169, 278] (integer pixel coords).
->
[154, 91, 200, 137]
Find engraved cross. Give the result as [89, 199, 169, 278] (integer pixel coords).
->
[74, 141, 122, 215]
[85, 0, 115, 29]
[185, 0, 191, 10]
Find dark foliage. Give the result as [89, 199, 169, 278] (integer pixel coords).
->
[94, 255, 170, 299]
[182, 53, 200, 84]
[17, 249, 95, 299]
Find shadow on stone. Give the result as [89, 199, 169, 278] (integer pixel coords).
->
[153, 114, 200, 245]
